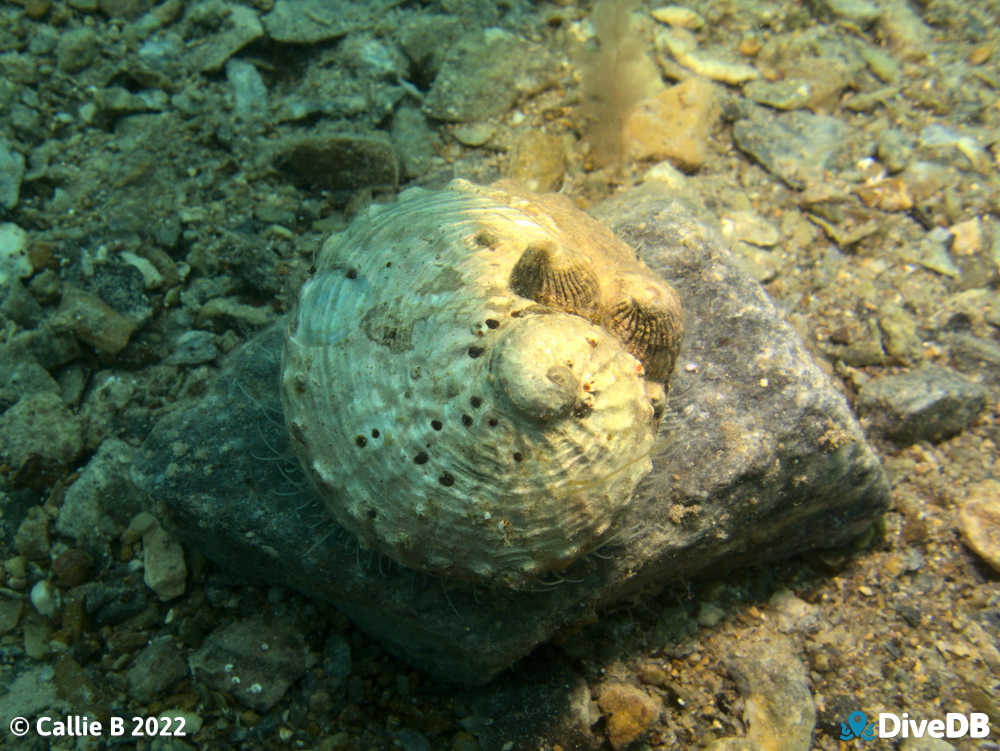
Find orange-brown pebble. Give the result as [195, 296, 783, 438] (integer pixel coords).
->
[623, 77, 719, 172]
[968, 44, 992, 65]
[740, 34, 763, 56]
[52, 548, 94, 588]
[855, 177, 913, 212]
[958, 479, 1000, 572]
[27, 239, 56, 272]
[597, 681, 663, 750]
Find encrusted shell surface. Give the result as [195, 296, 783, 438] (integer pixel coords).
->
[281, 179, 683, 588]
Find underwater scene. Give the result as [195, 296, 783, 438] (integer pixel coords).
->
[0, 0, 999, 748]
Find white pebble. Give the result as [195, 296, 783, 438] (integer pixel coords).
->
[30, 580, 60, 618]
[0, 222, 31, 286]
[651, 5, 705, 30]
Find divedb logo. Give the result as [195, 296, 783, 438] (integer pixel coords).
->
[839, 710, 991, 741]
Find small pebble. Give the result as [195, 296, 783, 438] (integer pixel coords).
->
[596, 681, 663, 751]
[0, 598, 23, 634]
[123, 511, 159, 544]
[189, 616, 308, 711]
[968, 44, 992, 65]
[24, 0, 51, 18]
[507, 130, 565, 193]
[822, 0, 882, 25]
[30, 579, 59, 618]
[143, 525, 188, 601]
[0, 223, 31, 284]
[901, 737, 957, 751]
[51, 285, 137, 355]
[127, 636, 189, 702]
[958, 479, 1000, 573]
[0, 141, 25, 210]
[4, 555, 27, 582]
[697, 601, 726, 627]
[712, 632, 816, 751]
[52, 548, 94, 588]
[769, 588, 819, 632]
[395, 728, 431, 751]
[166, 330, 219, 366]
[950, 218, 984, 256]
[651, 5, 705, 29]
[120, 251, 165, 289]
[451, 122, 495, 147]
[855, 177, 913, 212]
[14, 507, 50, 562]
[857, 365, 989, 443]
[739, 34, 763, 56]
[658, 27, 759, 84]
[56, 27, 99, 73]
[877, 129, 915, 173]
[23, 618, 51, 658]
[636, 662, 671, 688]
[624, 77, 719, 171]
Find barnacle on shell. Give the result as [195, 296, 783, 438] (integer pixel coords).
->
[604, 272, 685, 383]
[509, 242, 602, 319]
[280, 179, 683, 589]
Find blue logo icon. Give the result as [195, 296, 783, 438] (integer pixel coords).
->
[840, 711, 876, 741]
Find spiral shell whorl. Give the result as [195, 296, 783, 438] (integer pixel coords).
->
[281, 179, 683, 588]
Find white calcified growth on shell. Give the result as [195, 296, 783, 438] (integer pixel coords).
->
[281, 179, 683, 589]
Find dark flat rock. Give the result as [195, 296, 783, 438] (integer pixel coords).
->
[732, 109, 848, 189]
[131, 184, 889, 684]
[856, 363, 989, 443]
[262, 0, 395, 44]
[422, 29, 559, 123]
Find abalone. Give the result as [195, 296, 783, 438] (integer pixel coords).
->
[280, 179, 683, 589]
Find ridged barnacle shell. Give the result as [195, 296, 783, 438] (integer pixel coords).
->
[280, 179, 683, 589]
